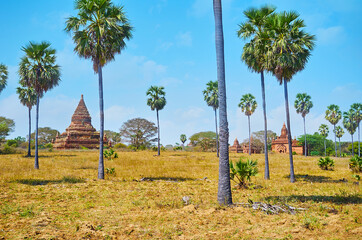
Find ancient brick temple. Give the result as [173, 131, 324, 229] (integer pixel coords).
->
[242, 136, 262, 154]
[229, 138, 242, 153]
[271, 123, 303, 155]
[53, 95, 107, 149]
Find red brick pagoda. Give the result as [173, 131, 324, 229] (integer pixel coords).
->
[53, 95, 107, 149]
[271, 123, 303, 155]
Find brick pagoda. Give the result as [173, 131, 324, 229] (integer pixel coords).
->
[53, 95, 107, 149]
[229, 138, 242, 153]
[271, 123, 303, 155]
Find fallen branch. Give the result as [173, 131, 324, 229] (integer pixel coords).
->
[234, 201, 307, 215]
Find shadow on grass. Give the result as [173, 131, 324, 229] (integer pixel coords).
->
[284, 174, 345, 183]
[139, 177, 196, 182]
[38, 154, 77, 158]
[13, 176, 85, 185]
[78, 166, 97, 170]
[264, 194, 361, 205]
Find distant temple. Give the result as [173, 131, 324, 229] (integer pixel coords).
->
[53, 95, 108, 149]
[229, 138, 242, 153]
[271, 123, 303, 155]
[241, 136, 262, 154]
[229, 137, 261, 154]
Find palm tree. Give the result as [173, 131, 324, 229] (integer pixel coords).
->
[319, 124, 329, 156]
[146, 86, 166, 156]
[0, 64, 8, 94]
[19, 42, 61, 169]
[343, 110, 358, 156]
[266, 11, 315, 183]
[351, 103, 361, 157]
[294, 93, 313, 157]
[238, 94, 257, 155]
[65, 0, 133, 179]
[325, 104, 342, 157]
[203, 80, 219, 157]
[237, 6, 275, 180]
[16, 86, 37, 157]
[334, 126, 344, 157]
[213, 0, 232, 205]
[180, 134, 187, 147]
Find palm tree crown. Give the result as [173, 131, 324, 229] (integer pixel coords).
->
[16, 86, 37, 110]
[294, 93, 313, 118]
[319, 124, 329, 138]
[203, 81, 218, 110]
[334, 126, 344, 139]
[65, 0, 133, 72]
[343, 110, 357, 135]
[0, 64, 8, 94]
[238, 94, 257, 116]
[325, 104, 342, 125]
[351, 103, 362, 125]
[146, 86, 166, 111]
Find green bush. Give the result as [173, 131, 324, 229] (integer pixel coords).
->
[106, 167, 116, 175]
[114, 143, 127, 149]
[349, 156, 362, 173]
[310, 151, 320, 156]
[230, 158, 258, 188]
[0, 144, 17, 154]
[173, 146, 183, 151]
[103, 148, 118, 161]
[6, 139, 18, 147]
[318, 157, 334, 170]
[292, 151, 297, 155]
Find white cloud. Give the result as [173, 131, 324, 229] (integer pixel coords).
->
[103, 105, 135, 131]
[317, 26, 345, 45]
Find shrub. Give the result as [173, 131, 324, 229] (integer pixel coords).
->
[106, 168, 116, 175]
[318, 157, 334, 170]
[6, 139, 18, 148]
[310, 151, 320, 156]
[173, 146, 183, 151]
[349, 156, 362, 173]
[114, 143, 127, 149]
[229, 158, 258, 188]
[103, 148, 118, 161]
[0, 144, 17, 154]
[292, 151, 297, 155]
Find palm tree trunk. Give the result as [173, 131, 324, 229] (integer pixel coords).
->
[351, 134, 354, 156]
[34, 95, 39, 169]
[98, 64, 104, 179]
[324, 139, 326, 156]
[283, 80, 295, 183]
[157, 109, 160, 156]
[27, 107, 31, 157]
[248, 115, 251, 155]
[358, 123, 360, 157]
[339, 137, 341, 158]
[261, 71, 269, 179]
[213, 0, 232, 205]
[214, 108, 219, 157]
[334, 124, 337, 157]
[303, 116, 307, 157]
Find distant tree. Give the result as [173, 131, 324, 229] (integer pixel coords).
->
[65, 0, 133, 179]
[297, 133, 334, 156]
[239, 93, 257, 155]
[325, 104, 342, 157]
[30, 127, 60, 146]
[252, 130, 277, 151]
[180, 134, 187, 146]
[0, 117, 15, 142]
[334, 126, 344, 157]
[294, 93, 313, 156]
[146, 86, 166, 156]
[343, 109, 358, 156]
[0, 64, 8, 94]
[241, 137, 263, 153]
[120, 118, 157, 149]
[203, 80, 219, 157]
[104, 130, 122, 144]
[19, 41, 61, 169]
[351, 103, 361, 157]
[17, 86, 37, 157]
[319, 124, 329, 156]
[189, 131, 217, 147]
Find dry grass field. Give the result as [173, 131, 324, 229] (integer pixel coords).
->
[0, 150, 361, 239]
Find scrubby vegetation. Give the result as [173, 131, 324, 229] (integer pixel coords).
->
[318, 157, 335, 170]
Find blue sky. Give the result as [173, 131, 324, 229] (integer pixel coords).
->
[0, 0, 361, 145]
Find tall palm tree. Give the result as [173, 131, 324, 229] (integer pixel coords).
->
[294, 93, 313, 157]
[237, 6, 275, 180]
[334, 126, 344, 158]
[16, 86, 37, 157]
[203, 80, 219, 157]
[351, 103, 361, 157]
[180, 134, 187, 147]
[146, 86, 166, 156]
[266, 11, 315, 183]
[0, 64, 8, 94]
[325, 104, 342, 157]
[238, 94, 257, 155]
[343, 110, 358, 156]
[319, 124, 329, 156]
[65, 0, 133, 179]
[19, 42, 61, 169]
[213, 0, 232, 205]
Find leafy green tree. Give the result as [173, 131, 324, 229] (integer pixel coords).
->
[146, 86, 166, 156]
[119, 118, 157, 149]
[252, 130, 276, 151]
[0, 117, 15, 142]
[30, 127, 60, 146]
[325, 104, 342, 157]
[0, 64, 8, 94]
[189, 131, 216, 148]
[343, 109, 358, 156]
[237, 6, 275, 180]
[65, 0, 133, 179]
[266, 11, 315, 182]
[294, 93, 313, 156]
[297, 133, 334, 156]
[16, 86, 37, 157]
[180, 134, 187, 147]
[334, 126, 344, 157]
[19, 42, 61, 169]
[351, 103, 361, 157]
[213, 0, 232, 205]
[238, 93, 257, 155]
[203, 80, 219, 157]
[104, 130, 122, 144]
[319, 124, 329, 156]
